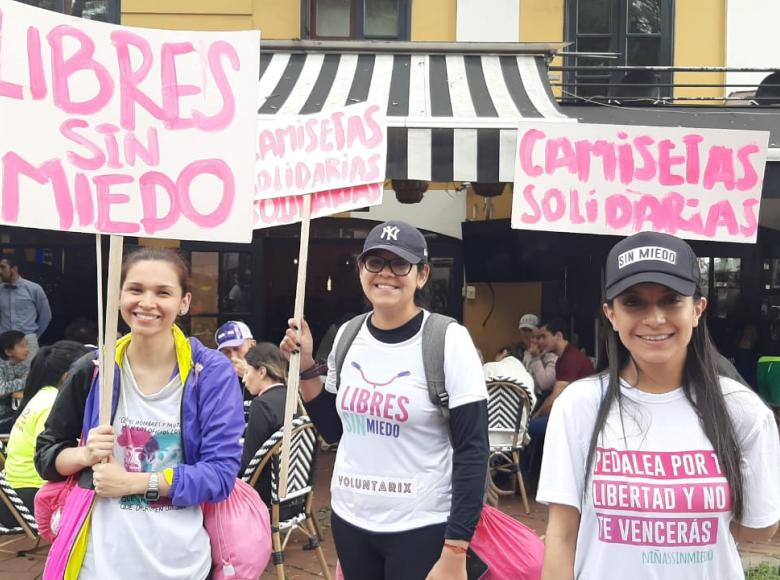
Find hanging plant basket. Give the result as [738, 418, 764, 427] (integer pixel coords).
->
[471, 182, 506, 198]
[392, 180, 429, 204]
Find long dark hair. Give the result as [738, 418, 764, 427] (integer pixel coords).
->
[586, 288, 745, 520]
[16, 340, 90, 418]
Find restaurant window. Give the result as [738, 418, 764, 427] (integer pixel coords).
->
[564, 0, 673, 100]
[15, 0, 121, 23]
[306, 0, 410, 40]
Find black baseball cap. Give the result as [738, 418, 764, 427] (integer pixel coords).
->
[604, 231, 700, 300]
[359, 220, 428, 264]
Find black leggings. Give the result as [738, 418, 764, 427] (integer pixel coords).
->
[331, 511, 446, 580]
[0, 487, 37, 529]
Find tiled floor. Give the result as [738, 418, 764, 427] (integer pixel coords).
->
[2, 451, 779, 579]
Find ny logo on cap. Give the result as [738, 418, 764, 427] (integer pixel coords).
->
[381, 225, 400, 241]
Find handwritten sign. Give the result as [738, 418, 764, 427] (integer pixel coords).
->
[511, 121, 769, 243]
[254, 183, 383, 229]
[256, 102, 387, 200]
[0, 0, 259, 242]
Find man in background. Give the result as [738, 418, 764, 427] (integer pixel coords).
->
[0, 257, 51, 364]
[215, 320, 256, 379]
[523, 317, 595, 485]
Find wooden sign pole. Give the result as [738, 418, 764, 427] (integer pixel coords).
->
[99, 235, 124, 426]
[278, 193, 312, 497]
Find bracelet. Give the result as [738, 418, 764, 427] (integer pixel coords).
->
[300, 363, 328, 380]
[443, 543, 468, 556]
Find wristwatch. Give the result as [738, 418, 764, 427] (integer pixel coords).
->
[144, 473, 160, 502]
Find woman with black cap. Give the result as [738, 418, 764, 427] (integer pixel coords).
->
[538, 231, 780, 580]
[280, 220, 488, 580]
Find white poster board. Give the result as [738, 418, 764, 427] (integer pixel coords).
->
[256, 102, 387, 201]
[511, 121, 769, 243]
[0, 0, 259, 242]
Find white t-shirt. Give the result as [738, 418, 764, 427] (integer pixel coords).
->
[80, 357, 211, 580]
[537, 375, 780, 580]
[326, 311, 487, 532]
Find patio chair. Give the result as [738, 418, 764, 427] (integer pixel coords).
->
[241, 416, 331, 580]
[0, 471, 44, 557]
[486, 378, 534, 514]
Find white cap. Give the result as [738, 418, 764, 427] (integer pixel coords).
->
[518, 313, 539, 330]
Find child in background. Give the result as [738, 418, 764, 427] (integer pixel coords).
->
[0, 331, 30, 433]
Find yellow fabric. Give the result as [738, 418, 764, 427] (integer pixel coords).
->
[113, 325, 193, 385]
[163, 467, 174, 486]
[64, 506, 94, 580]
[4, 386, 57, 488]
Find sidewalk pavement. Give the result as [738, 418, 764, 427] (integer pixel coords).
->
[2, 450, 779, 579]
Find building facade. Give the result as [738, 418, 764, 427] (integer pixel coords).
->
[3, 1, 779, 364]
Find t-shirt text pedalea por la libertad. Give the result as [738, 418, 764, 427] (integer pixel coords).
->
[537, 375, 780, 580]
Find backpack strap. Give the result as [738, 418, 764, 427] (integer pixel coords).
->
[333, 312, 371, 392]
[422, 313, 457, 420]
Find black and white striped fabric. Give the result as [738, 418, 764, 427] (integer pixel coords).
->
[0, 471, 38, 536]
[258, 50, 567, 182]
[241, 416, 317, 504]
[486, 378, 533, 451]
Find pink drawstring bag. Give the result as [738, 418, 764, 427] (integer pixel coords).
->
[202, 479, 272, 580]
[470, 505, 544, 580]
[34, 477, 78, 542]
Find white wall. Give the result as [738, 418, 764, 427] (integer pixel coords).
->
[725, 0, 779, 92]
[456, 0, 519, 42]
[348, 187, 468, 239]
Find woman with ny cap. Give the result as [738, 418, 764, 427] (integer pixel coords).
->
[280, 220, 489, 580]
[538, 231, 780, 580]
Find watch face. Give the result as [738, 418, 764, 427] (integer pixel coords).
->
[145, 490, 160, 502]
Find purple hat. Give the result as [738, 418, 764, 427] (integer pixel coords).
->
[215, 321, 253, 350]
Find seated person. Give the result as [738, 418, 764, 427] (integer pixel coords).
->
[524, 318, 595, 483]
[523, 327, 558, 401]
[0, 331, 30, 434]
[239, 343, 291, 507]
[0, 340, 89, 527]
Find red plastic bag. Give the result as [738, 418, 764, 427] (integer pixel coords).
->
[202, 479, 272, 580]
[34, 476, 78, 542]
[470, 505, 544, 580]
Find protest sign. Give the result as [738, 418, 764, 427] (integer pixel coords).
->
[268, 103, 387, 496]
[253, 183, 383, 229]
[0, 0, 259, 242]
[511, 121, 769, 243]
[256, 102, 386, 200]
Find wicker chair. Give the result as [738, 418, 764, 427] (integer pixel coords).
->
[241, 416, 331, 580]
[485, 378, 534, 514]
[0, 471, 44, 557]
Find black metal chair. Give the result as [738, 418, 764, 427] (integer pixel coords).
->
[241, 416, 331, 580]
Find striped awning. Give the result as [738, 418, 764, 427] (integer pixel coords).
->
[257, 44, 569, 183]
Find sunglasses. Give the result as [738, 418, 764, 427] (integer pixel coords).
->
[360, 254, 419, 277]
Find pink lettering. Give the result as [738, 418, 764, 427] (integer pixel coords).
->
[703, 146, 736, 191]
[192, 40, 239, 132]
[657, 139, 685, 186]
[48, 26, 114, 115]
[95, 174, 139, 234]
[518, 129, 545, 177]
[60, 119, 106, 171]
